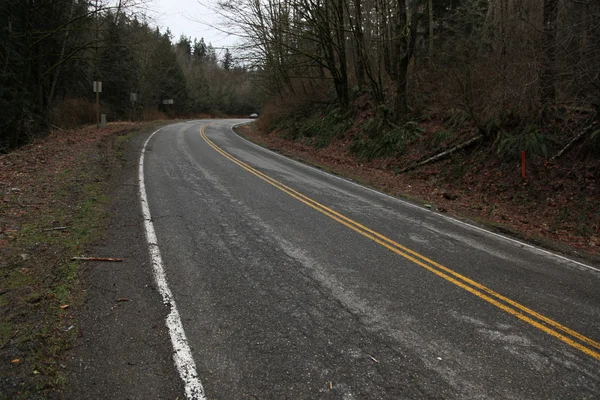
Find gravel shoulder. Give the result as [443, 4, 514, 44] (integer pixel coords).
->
[61, 125, 183, 399]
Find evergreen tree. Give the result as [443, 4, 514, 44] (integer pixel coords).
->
[222, 49, 234, 71]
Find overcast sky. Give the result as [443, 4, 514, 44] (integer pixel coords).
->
[149, 0, 238, 49]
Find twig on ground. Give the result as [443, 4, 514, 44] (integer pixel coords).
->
[71, 257, 122, 262]
[17, 195, 43, 208]
[0, 330, 19, 349]
[42, 226, 67, 232]
[369, 355, 380, 363]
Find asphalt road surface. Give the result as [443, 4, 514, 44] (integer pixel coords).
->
[140, 119, 600, 399]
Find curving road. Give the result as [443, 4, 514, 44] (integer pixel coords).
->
[141, 119, 600, 399]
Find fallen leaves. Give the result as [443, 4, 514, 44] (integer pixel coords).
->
[237, 125, 600, 256]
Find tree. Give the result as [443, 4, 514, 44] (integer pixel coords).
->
[193, 38, 207, 62]
[540, 0, 559, 108]
[222, 49, 234, 71]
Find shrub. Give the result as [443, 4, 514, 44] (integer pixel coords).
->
[143, 108, 168, 121]
[48, 98, 99, 129]
[496, 124, 550, 158]
[351, 120, 424, 160]
[293, 106, 352, 148]
[426, 130, 454, 149]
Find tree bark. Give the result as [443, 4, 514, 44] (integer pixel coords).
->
[428, 0, 433, 59]
[540, 0, 559, 108]
[395, 0, 416, 119]
[48, 0, 75, 106]
[335, 0, 349, 108]
[353, 0, 366, 89]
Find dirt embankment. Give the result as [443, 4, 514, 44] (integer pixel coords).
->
[236, 123, 600, 262]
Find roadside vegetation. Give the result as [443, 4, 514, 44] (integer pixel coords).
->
[0, 0, 598, 394]
[0, 1, 262, 396]
[0, 122, 163, 398]
[219, 0, 599, 257]
[0, 0, 261, 152]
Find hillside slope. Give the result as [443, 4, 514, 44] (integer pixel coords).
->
[237, 108, 599, 260]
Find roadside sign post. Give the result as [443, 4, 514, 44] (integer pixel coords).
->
[93, 81, 102, 128]
[130, 92, 137, 121]
[162, 99, 174, 117]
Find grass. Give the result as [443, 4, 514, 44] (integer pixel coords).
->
[0, 166, 108, 398]
[0, 122, 162, 399]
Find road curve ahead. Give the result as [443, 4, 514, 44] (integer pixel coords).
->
[142, 119, 600, 399]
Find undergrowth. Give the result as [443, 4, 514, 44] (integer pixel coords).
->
[281, 105, 352, 148]
[495, 124, 551, 158]
[0, 124, 159, 398]
[351, 118, 424, 160]
[0, 157, 108, 399]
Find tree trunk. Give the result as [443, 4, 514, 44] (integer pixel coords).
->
[353, 0, 366, 89]
[48, 0, 75, 106]
[540, 0, 559, 108]
[428, 0, 433, 59]
[395, 0, 409, 117]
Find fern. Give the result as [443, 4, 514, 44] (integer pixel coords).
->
[496, 124, 549, 158]
[287, 106, 352, 148]
[427, 130, 453, 149]
[351, 121, 423, 160]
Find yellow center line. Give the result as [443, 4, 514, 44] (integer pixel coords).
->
[200, 125, 600, 360]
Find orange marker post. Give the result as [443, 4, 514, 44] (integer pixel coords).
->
[521, 150, 526, 178]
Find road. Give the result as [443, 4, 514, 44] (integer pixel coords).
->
[140, 119, 600, 399]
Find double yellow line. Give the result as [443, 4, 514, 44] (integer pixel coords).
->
[200, 125, 600, 360]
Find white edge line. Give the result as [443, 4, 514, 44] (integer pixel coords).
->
[227, 121, 600, 274]
[139, 126, 206, 400]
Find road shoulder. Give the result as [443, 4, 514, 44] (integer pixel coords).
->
[61, 126, 183, 399]
[234, 123, 600, 266]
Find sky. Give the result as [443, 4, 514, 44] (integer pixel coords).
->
[149, 0, 239, 49]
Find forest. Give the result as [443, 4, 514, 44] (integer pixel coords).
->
[2, 0, 600, 156]
[215, 0, 600, 158]
[0, 0, 259, 152]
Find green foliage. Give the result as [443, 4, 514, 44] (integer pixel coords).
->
[0, 1, 259, 152]
[427, 130, 453, 149]
[496, 124, 550, 158]
[351, 120, 424, 160]
[99, 16, 141, 119]
[278, 105, 352, 148]
[445, 109, 470, 130]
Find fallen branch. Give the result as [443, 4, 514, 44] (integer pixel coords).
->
[551, 125, 592, 160]
[17, 196, 44, 208]
[43, 226, 67, 232]
[71, 257, 122, 262]
[401, 135, 483, 173]
[0, 330, 19, 349]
